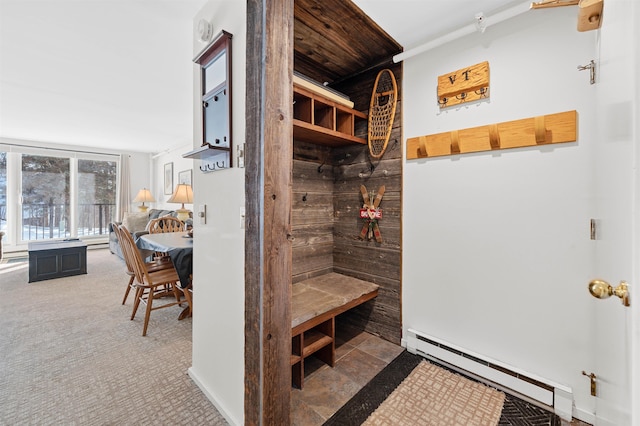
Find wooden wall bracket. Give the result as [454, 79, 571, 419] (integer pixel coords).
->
[531, 0, 603, 32]
[406, 110, 577, 159]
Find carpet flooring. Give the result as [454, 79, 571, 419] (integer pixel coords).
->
[325, 351, 563, 426]
[0, 249, 228, 425]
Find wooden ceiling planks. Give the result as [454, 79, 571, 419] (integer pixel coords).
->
[294, 0, 403, 85]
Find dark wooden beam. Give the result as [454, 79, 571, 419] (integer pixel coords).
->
[245, 0, 294, 424]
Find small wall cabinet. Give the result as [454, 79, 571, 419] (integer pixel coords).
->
[191, 30, 233, 172]
[293, 85, 367, 147]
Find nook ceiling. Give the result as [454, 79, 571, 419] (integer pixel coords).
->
[294, 0, 402, 85]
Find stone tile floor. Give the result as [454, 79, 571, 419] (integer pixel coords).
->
[291, 321, 404, 425]
[290, 320, 591, 426]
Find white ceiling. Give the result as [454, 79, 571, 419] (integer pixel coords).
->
[353, 0, 525, 51]
[0, 0, 523, 154]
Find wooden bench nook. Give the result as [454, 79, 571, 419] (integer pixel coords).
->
[291, 272, 379, 388]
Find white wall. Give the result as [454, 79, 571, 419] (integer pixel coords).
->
[634, 2, 640, 422]
[189, 2, 246, 425]
[402, 6, 599, 420]
[150, 143, 194, 211]
[127, 151, 153, 212]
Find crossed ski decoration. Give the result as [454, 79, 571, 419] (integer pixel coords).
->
[359, 185, 385, 243]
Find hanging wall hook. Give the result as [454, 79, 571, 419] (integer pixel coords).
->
[475, 87, 489, 97]
[578, 60, 596, 85]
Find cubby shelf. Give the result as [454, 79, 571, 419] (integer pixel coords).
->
[291, 317, 335, 388]
[293, 85, 367, 147]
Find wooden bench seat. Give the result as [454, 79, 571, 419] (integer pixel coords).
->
[291, 272, 379, 388]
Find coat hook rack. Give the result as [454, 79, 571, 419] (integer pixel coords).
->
[438, 61, 490, 108]
[407, 110, 577, 159]
[183, 142, 231, 173]
[198, 159, 228, 173]
[578, 60, 596, 84]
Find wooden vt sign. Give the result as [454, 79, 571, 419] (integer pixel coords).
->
[437, 61, 490, 108]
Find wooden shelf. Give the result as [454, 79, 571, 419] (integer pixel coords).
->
[183, 142, 232, 172]
[293, 85, 367, 147]
[290, 354, 301, 365]
[302, 329, 333, 358]
[183, 142, 231, 160]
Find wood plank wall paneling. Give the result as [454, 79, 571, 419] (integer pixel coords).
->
[332, 63, 402, 344]
[292, 141, 334, 283]
[245, 0, 293, 424]
[291, 62, 403, 344]
[245, 2, 262, 423]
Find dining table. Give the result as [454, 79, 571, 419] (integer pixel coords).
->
[136, 230, 193, 294]
[136, 231, 193, 319]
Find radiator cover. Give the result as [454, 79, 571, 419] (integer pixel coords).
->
[405, 328, 573, 420]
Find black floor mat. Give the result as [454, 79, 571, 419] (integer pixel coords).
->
[324, 350, 561, 426]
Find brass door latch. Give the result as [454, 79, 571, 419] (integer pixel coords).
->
[582, 371, 597, 396]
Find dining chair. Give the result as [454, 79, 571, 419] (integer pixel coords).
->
[112, 223, 173, 305]
[119, 225, 192, 336]
[147, 217, 185, 234]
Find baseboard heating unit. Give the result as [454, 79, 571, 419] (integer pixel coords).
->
[405, 328, 573, 420]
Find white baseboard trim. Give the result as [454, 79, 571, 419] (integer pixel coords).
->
[188, 367, 240, 426]
[573, 406, 595, 425]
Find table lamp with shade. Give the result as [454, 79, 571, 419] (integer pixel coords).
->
[168, 184, 193, 221]
[133, 188, 155, 212]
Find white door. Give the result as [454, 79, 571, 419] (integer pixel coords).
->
[591, 1, 638, 424]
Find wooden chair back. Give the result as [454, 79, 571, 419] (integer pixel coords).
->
[119, 225, 187, 336]
[117, 225, 146, 283]
[116, 223, 174, 301]
[148, 217, 184, 234]
[114, 225, 135, 274]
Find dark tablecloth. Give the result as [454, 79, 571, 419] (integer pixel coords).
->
[136, 232, 193, 288]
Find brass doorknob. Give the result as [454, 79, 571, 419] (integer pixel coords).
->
[588, 279, 630, 307]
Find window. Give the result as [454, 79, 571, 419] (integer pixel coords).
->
[0, 147, 118, 249]
[77, 159, 117, 237]
[21, 154, 71, 240]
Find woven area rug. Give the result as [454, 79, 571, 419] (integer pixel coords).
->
[363, 360, 505, 426]
[325, 351, 561, 426]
